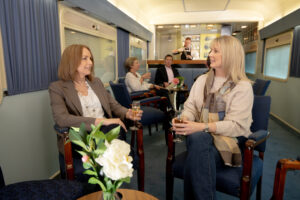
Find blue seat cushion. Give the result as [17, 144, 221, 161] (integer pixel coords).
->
[173, 152, 263, 197]
[0, 179, 86, 200]
[140, 106, 165, 126]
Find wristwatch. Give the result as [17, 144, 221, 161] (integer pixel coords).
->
[203, 123, 209, 133]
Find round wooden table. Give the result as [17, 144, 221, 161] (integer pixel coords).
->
[77, 189, 158, 200]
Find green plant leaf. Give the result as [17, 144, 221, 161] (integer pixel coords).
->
[76, 150, 87, 157]
[79, 123, 88, 142]
[83, 161, 92, 169]
[105, 125, 120, 142]
[69, 128, 88, 151]
[94, 148, 105, 156]
[115, 180, 124, 189]
[90, 122, 102, 137]
[120, 177, 131, 183]
[88, 177, 106, 191]
[83, 169, 98, 176]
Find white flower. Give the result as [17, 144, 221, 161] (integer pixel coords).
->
[95, 139, 133, 180]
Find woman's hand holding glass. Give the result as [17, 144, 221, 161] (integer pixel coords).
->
[172, 117, 204, 137]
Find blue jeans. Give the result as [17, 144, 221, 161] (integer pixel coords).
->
[184, 131, 246, 200]
[184, 131, 223, 200]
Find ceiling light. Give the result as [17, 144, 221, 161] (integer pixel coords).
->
[157, 25, 164, 29]
[174, 25, 180, 28]
[207, 24, 214, 27]
[241, 25, 247, 29]
[190, 25, 196, 28]
[185, 24, 189, 28]
[232, 33, 237, 35]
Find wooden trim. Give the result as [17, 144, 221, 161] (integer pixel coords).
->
[270, 112, 300, 134]
[49, 170, 60, 179]
[147, 60, 207, 65]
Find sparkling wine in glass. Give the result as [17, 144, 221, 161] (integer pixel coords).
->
[173, 110, 185, 143]
[130, 101, 140, 131]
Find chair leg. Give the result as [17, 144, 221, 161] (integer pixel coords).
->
[64, 135, 74, 180]
[148, 125, 152, 136]
[136, 127, 145, 191]
[166, 130, 175, 200]
[256, 152, 264, 200]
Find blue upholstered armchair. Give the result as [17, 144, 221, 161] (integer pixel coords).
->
[253, 79, 271, 95]
[109, 81, 168, 137]
[118, 77, 153, 100]
[166, 95, 271, 200]
[0, 165, 86, 200]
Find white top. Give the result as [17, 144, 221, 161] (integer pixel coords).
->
[165, 66, 174, 83]
[182, 74, 253, 138]
[125, 72, 152, 93]
[78, 82, 105, 118]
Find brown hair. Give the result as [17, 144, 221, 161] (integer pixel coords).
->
[124, 57, 138, 72]
[164, 54, 173, 60]
[185, 37, 191, 41]
[58, 44, 94, 81]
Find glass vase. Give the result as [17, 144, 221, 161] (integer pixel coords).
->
[101, 191, 122, 200]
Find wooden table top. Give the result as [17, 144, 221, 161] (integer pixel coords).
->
[77, 189, 159, 200]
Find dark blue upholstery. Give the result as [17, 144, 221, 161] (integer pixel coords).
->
[0, 166, 86, 200]
[109, 81, 165, 126]
[0, 179, 86, 200]
[253, 79, 271, 95]
[170, 95, 271, 198]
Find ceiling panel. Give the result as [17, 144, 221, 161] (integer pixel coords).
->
[183, 0, 230, 12]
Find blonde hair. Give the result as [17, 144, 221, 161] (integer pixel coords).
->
[58, 44, 94, 81]
[210, 36, 251, 84]
[125, 57, 138, 72]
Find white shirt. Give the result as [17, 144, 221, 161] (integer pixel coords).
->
[78, 82, 105, 118]
[125, 72, 152, 93]
[165, 66, 174, 83]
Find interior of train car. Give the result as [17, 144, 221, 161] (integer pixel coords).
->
[0, 0, 300, 199]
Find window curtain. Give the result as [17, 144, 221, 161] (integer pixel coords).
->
[117, 28, 129, 78]
[290, 25, 300, 77]
[0, 0, 61, 95]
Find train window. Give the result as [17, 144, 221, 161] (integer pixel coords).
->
[245, 52, 256, 74]
[129, 35, 147, 74]
[59, 5, 118, 85]
[263, 31, 293, 80]
[0, 28, 7, 104]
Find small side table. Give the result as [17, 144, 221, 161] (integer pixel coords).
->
[77, 189, 158, 200]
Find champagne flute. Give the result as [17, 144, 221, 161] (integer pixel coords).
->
[173, 110, 185, 143]
[130, 101, 140, 131]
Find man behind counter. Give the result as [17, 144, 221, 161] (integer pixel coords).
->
[172, 37, 193, 60]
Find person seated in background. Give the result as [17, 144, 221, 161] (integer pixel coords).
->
[172, 37, 193, 60]
[154, 54, 180, 88]
[125, 57, 161, 93]
[48, 44, 142, 182]
[172, 36, 253, 200]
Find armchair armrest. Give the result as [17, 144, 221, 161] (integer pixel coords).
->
[271, 158, 300, 200]
[130, 90, 152, 100]
[54, 124, 69, 135]
[240, 130, 270, 199]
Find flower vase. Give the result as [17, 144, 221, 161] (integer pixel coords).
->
[101, 191, 122, 200]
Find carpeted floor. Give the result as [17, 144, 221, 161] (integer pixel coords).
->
[122, 118, 300, 200]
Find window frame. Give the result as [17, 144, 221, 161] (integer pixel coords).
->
[129, 34, 148, 73]
[244, 41, 258, 76]
[263, 31, 293, 82]
[59, 5, 118, 86]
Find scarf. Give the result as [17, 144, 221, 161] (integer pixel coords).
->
[200, 69, 242, 167]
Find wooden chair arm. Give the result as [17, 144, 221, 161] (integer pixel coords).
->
[271, 159, 300, 200]
[240, 132, 270, 200]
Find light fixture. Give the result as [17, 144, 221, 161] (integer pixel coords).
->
[185, 24, 189, 28]
[232, 32, 237, 35]
[157, 25, 164, 29]
[241, 25, 247, 29]
[190, 25, 196, 28]
[174, 25, 180, 28]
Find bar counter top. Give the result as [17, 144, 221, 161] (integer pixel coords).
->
[147, 60, 207, 65]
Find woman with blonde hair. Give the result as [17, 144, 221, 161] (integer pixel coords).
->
[172, 36, 253, 199]
[49, 44, 142, 181]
